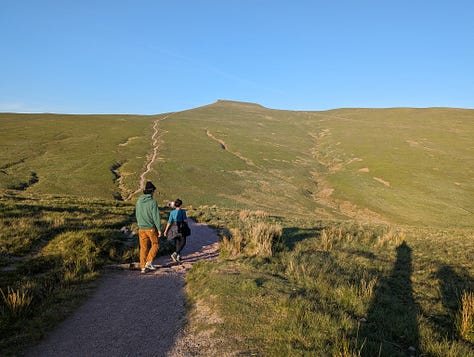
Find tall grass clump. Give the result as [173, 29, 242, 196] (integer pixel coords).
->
[316, 224, 405, 252]
[41, 230, 102, 280]
[220, 210, 282, 258]
[247, 221, 282, 257]
[0, 287, 33, 320]
[335, 326, 367, 357]
[457, 291, 474, 343]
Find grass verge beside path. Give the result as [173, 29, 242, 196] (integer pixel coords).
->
[186, 209, 474, 356]
[0, 192, 173, 356]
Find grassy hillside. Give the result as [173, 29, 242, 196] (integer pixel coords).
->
[1, 102, 472, 226]
[317, 108, 474, 227]
[155, 101, 335, 217]
[1, 101, 473, 355]
[153, 101, 474, 227]
[0, 113, 161, 200]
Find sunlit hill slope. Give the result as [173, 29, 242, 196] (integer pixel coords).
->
[0, 100, 472, 227]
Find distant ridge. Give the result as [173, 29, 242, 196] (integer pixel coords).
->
[2, 99, 472, 116]
[195, 99, 473, 115]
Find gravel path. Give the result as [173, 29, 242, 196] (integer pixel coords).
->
[26, 220, 219, 357]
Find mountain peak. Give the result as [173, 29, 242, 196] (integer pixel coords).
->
[214, 99, 266, 108]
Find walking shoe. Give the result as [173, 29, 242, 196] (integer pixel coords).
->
[141, 268, 147, 274]
[145, 262, 156, 270]
[176, 254, 182, 262]
[171, 252, 178, 262]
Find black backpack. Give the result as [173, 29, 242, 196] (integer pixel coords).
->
[176, 210, 191, 237]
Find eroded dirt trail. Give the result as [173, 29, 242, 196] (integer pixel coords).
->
[126, 113, 174, 201]
[27, 220, 219, 357]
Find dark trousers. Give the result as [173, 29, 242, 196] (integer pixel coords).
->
[175, 235, 186, 255]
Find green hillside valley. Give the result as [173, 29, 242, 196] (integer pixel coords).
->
[1, 101, 473, 356]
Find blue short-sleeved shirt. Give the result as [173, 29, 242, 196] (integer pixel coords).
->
[168, 209, 187, 223]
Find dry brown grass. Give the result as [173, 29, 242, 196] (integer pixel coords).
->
[0, 287, 33, 319]
[457, 291, 474, 343]
[238, 209, 268, 221]
[247, 222, 282, 257]
[220, 210, 281, 258]
[358, 277, 378, 300]
[374, 229, 406, 248]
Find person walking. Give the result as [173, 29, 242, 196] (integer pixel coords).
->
[135, 181, 162, 273]
[163, 199, 189, 262]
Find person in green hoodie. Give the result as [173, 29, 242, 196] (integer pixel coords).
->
[135, 181, 162, 273]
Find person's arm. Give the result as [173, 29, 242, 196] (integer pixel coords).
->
[163, 222, 171, 236]
[152, 201, 162, 236]
[164, 210, 174, 236]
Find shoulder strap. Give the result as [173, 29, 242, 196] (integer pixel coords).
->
[177, 209, 184, 222]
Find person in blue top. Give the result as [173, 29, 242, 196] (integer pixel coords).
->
[163, 198, 188, 262]
[135, 181, 162, 273]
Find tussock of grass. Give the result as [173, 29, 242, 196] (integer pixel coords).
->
[0, 287, 33, 320]
[457, 291, 474, 343]
[220, 210, 282, 259]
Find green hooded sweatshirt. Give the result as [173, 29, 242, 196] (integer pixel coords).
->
[135, 194, 161, 230]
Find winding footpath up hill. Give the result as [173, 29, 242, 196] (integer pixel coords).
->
[125, 113, 175, 201]
[26, 220, 220, 357]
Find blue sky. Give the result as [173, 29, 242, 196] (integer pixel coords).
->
[1, 1, 473, 114]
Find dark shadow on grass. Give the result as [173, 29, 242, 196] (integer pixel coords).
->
[282, 226, 323, 250]
[361, 242, 421, 356]
[436, 264, 474, 339]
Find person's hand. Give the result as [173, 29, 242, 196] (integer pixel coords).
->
[163, 230, 167, 237]
[158, 231, 162, 238]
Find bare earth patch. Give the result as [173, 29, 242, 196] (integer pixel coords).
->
[118, 136, 139, 146]
[373, 177, 391, 187]
[318, 188, 335, 198]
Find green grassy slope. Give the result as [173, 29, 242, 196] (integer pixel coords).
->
[1, 102, 473, 355]
[153, 101, 473, 227]
[315, 108, 474, 226]
[0, 113, 160, 200]
[154, 101, 335, 218]
[1, 102, 473, 226]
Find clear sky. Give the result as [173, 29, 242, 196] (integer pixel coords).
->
[1, 1, 473, 114]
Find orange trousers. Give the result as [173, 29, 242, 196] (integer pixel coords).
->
[138, 228, 160, 268]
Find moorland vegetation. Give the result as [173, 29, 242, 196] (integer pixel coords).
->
[0, 101, 473, 356]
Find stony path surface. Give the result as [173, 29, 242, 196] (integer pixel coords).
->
[26, 220, 219, 357]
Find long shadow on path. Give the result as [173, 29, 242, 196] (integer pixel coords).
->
[26, 219, 220, 357]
